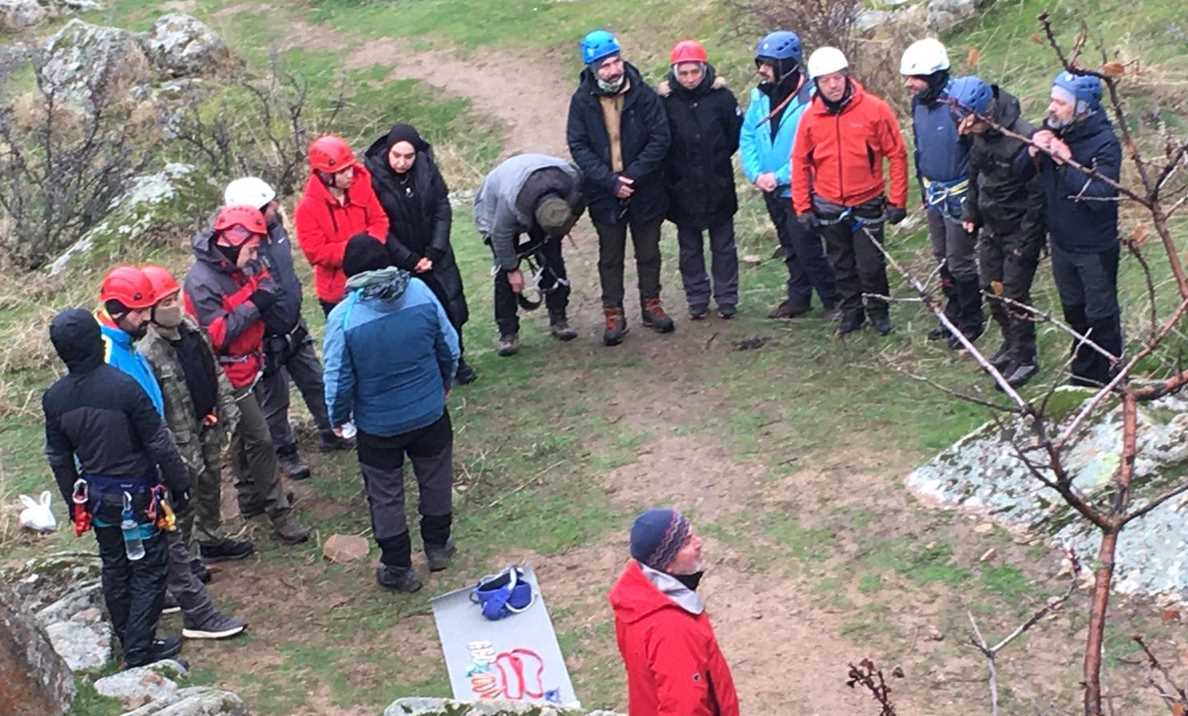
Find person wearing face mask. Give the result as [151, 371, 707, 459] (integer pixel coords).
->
[295, 134, 390, 316]
[1014, 71, 1122, 387]
[567, 30, 674, 346]
[659, 39, 743, 321]
[364, 123, 475, 384]
[792, 47, 909, 337]
[184, 206, 312, 545]
[901, 38, 983, 349]
[608, 508, 739, 716]
[740, 30, 840, 321]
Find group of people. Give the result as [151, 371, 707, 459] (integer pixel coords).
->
[38, 21, 1124, 714]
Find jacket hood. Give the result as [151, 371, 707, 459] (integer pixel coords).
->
[345, 266, 410, 303]
[989, 86, 1021, 128]
[579, 61, 645, 97]
[301, 162, 376, 209]
[50, 308, 104, 373]
[190, 226, 239, 274]
[663, 63, 719, 100]
[608, 559, 704, 625]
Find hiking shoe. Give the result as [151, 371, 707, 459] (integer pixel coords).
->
[497, 333, 520, 356]
[376, 565, 423, 593]
[271, 511, 311, 545]
[768, 299, 811, 319]
[946, 324, 984, 350]
[199, 538, 255, 562]
[603, 308, 628, 346]
[240, 491, 295, 519]
[821, 303, 842, 321]
[689, 305, 708, 321]
[641, 299, 675, 333]
[836, 313, 866, 336]
[425, 538, 457, 573]
[549, 320, 578, 342]
[455, 358, 478, 384]
[319, 429, 355, 452]
[717, 305, 737, 320]
[162, 593, 181, 615]
[987, 341, 1013, 371]
[927, 323, 948, 341]
[871, 314, 894, 336]
[277, 447, 311, 481]
[1000, 360, 1039, 390]
[126, 637, 183, 668]
[190, 559, 210, 584]
[182, 613, 247, 640]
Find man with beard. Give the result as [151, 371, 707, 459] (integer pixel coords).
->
[608, 508, 739, 716]
[949, 76, 1046, 388]
[740, 30, 839, 320]
[659, 39, 743, 320]
[901, 39, 983, 348]
[1015, 71, 1122, 387]
[567, 30, 673, 345]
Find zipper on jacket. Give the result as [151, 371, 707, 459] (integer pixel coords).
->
[834, 113, 845, 204]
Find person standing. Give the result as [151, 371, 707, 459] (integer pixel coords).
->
[740, 30, 839, 320]
[322, 235, 460, 592]
[365, 123, 476, 384]
[567, 30, 674, 345]
[659, 39, 743, 320]
[473, 153, 585, 355]
[949, 76, 1046, 388]
[792, 47, 909, 336]
[901, 38, 983, 347]
[1015, 71, 1122, 387]
[608, 508, 739, 716]
[295, 135, 389, 316]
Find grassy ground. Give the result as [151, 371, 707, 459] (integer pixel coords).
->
[2, 0, 1187, 714]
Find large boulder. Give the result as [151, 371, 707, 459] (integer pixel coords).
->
[927, 0, 995, 32]
[35, 18, 153, 108]
[0, 581, 76, 716]
[139, 13, 232, 79]
[0, 0, 49, 32]
[94, 660, 187, 709]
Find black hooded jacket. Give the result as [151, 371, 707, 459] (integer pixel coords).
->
[42, 309, 190, 521]
[566, 62, 672, 225]
[659, 63, 742, 228]
[963, 86, 1045, 234]
[365, 125, 468, 328]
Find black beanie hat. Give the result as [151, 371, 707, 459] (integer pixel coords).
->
[342, 234, 391, 278]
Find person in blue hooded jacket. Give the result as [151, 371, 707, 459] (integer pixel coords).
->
[739, 30, 838, 319]
[322, 234, 460, 594]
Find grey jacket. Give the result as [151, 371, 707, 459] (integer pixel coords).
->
[473, 153, 583, 270]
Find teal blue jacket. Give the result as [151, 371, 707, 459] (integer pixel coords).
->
[739, 82, 813, 199]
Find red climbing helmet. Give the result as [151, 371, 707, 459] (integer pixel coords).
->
[99, 265, 156, 310]
[140, 264, 180, 301]
[670, 40, 708, 65]
[307, 135, 356, 172]
[213, 205, 268, 241]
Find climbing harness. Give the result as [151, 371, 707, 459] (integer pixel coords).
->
[470, 566, 536, 621]
[922, 176, 970, 224]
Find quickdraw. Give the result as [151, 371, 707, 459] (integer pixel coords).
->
[71, 479, 91, 537]
[922, 176, 970, 223]
[515, 254, 570, 311]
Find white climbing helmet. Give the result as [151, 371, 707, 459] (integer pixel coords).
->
[807, 47, 849, 80]
[223, 177, 276, 209]
[900, 38, 950, 76]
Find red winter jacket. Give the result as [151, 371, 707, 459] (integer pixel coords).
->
[294, 163, 390, 303]
[608, 560, 739, 716]
[792, 80, 909, 215]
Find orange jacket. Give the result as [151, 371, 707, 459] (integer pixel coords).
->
[792, 80, 909, 214]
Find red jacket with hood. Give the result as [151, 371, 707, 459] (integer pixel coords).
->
[294, 163, 390, 303]
[792, 79, 909, 215]
[608, 559, 739, 716]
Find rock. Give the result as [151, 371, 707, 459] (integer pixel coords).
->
[35, 19, 153, 109]
[322, 534, 370, 563]
[741, 254, 763, 266]
[35, 580, 104, 626]
[0, 581, 76, 716]
[93, 660, 186, 708]
[978, 547, 997, 563]
[0, 0, 48, 32]
[44, 619, 112, 672]
[927, 0, 996, 32]
[139, 13, 232, 79]
[855, 9, 893, 34]
[384, 699, 622, 716]
[121, 686, 248, 715]
[973, 523, 994, 535]
[924, 626, 945, 641]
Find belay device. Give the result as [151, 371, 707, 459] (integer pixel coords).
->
[470, 566, 536, 621]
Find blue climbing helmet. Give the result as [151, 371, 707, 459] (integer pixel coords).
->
[1052, 71, 1102, 114]
[948, 75, 994, 116]
[755, 30, 802, 63]
[581, 30, 621, 66]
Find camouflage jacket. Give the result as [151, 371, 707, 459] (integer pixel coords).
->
[139, 317, 240, 477]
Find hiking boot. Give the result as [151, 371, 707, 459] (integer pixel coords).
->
[271, 511, 311, 545]
[425, 538, 457, 573]
[549, 319, 578, 342]
[946, 323, 984, 350]
[641, 299, 675, 333]
[871, 314, 894, 336]
[455, 358, 478, 385]
[182, 613, 247, 640]
[1000, 360, 1039, 390]
[603, 308, 628, 346]
[927, 322, 949, 341]
[240, 491, 294, 520]
[836, 312, 866, 336]
[717, 305, 737, 320]
[376, 565, 422, 593]
[190, 559, 210, 584]
[987, 341, 1013, 371]
[198, 537, 255, 563]
[277, 446, 311, 481]
[689, 305, 708, 321]
[497, 333, 520, 356]
[821, 302, 841, 321]
[319, 429, 355, 452]
[162, 592, 181, 615]
[768, 299, 811, 320]
[126, 637, 183, 668]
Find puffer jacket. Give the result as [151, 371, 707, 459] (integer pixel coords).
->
[294, 164, 390, 303]
[183, 227, 277, 390]
[608, 559, 739, 716]
[962, 86, 1045, 234]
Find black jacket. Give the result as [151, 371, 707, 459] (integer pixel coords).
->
[963, 87, 1045, 235]
[566, 62, 671, 225]
[659, 64, 742, 228]
[1014, 109, 1120, 253]
[258, 214, 304, 337]
[365, 132, 469, 328]
[42, 309, 190, 522]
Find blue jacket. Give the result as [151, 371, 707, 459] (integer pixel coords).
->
[911, 96, 969, 186]
[1014, 110, 1120, 253]
[323, 269, 459, 438]
[739, 81, 812, 198]
[99, 316, 165, 417]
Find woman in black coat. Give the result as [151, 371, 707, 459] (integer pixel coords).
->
[366, 123, 475, 384]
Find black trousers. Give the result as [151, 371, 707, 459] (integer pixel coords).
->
[816, 199, 890, 317]
[765, 193, 837, 308]
[1051, 243, 1123, 386]
[95, 525, 168, 666]
[594, 216, 663, 308]
[979, 216, 1044, 363]
[493, 235, 570, 337]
